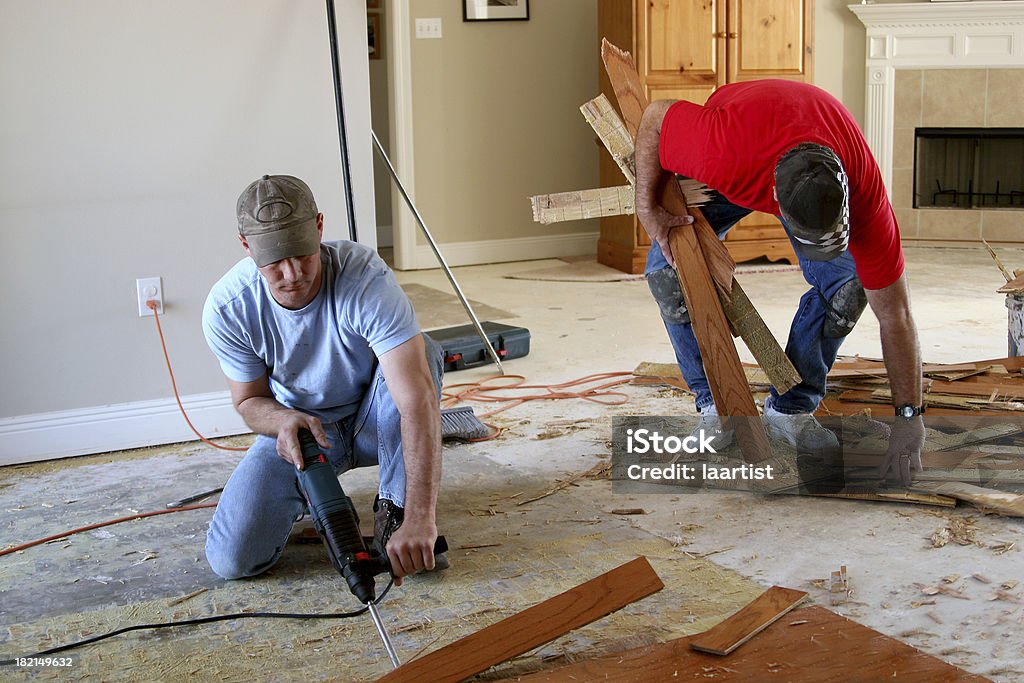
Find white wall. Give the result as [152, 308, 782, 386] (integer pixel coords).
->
[0, 0, 373, 462]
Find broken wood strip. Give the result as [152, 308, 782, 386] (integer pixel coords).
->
[816, 397, 1015, 419]
[600, 39, 646, 140]
[913, 482, 1024, 517]
[580, 94, 636, 184]
[371, 557, 664, 683]
[813, 491, 957, 507]
[997, 271, 1024, 294]
[983, 238, 1015, 282]
[504, 605, 989, 682]
[870, 388, 1024, 411]
[719, 277, 801, 395]
[530, 185, 634, 224]
[925, 379, 1024, 400]
[688, 585, 808, 655]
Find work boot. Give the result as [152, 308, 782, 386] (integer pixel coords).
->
[764, 402, 839, 452]
[691, 404, 734, 451]
[373, 496, 449, 572]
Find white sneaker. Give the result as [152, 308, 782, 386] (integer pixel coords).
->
[764, 403, 839, 451]
[692, 404, 734, 450]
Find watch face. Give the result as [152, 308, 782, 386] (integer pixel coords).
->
[899, 405, 917, 418]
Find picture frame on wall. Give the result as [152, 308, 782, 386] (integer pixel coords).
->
[367, 12, 381, 60]
[463, 0, 529, 22]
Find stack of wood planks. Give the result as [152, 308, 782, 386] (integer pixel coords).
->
[817, 355, 1024, 418]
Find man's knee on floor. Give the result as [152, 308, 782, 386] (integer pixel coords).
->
[205, 539, 278, 580]
[646, 266, 690, 325]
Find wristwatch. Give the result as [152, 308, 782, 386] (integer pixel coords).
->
[895, 404, 925, 419]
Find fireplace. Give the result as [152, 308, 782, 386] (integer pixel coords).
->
[915, 127, 1024, 209]
[851, 2, 1024, 244]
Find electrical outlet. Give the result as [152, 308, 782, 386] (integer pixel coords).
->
[136, 277, 164, 317]
[415, 17, 442, 39]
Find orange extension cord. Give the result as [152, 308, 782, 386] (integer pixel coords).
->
[148, 301, 247, 452]
[1, 308, 639, 558]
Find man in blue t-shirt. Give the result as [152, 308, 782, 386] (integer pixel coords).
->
[202, 174, 444, 585]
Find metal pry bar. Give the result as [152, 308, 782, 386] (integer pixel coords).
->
[371, 130, 505, 374]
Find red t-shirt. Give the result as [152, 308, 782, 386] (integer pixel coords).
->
[659, 80, 903, 290]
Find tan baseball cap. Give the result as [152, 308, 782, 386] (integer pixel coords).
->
[236, 175, 320, 267]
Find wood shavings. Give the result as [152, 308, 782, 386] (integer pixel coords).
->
[941, 574, 960, 584]
[989, 589, 1024, 604]
[1003, 580, 1019, 590]
[608, 508, 646, 515]
[926, 611, 944, 624]
[989, 540, 1016, 554]
[913, 583, 970, 600]
[972, 573, 993, 584]
[930, 518, 979, 548]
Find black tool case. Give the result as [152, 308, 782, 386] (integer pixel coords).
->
[426, 322, 531, 372]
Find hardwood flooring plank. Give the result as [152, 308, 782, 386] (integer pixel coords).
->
[371, 556, 664, 683]
[688, 585, 808, 655]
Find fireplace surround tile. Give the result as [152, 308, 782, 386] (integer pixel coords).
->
[922, 69, 988, 128]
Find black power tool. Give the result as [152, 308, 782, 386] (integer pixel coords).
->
[294, 429, 388, 605]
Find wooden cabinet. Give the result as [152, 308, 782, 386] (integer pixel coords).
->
[597, 0, 813, 273]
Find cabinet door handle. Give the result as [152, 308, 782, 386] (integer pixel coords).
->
[713, 31, 739, 39]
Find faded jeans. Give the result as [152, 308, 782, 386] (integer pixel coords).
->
[644, 191, 859, 415]
[206, 335, 444, 580]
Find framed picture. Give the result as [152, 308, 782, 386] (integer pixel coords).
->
[463, 0, 529, 22]
[366, 0, 380, 7]
[367, 13, 381, 60]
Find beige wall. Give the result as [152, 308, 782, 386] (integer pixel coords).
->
[0, 0, 372, 426]
[407, 0, 600, 247]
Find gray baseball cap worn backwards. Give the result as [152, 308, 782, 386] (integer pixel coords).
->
[237, 174, 321, 267]
[774, 143, 850, 262]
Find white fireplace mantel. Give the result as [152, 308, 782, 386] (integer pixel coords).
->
[849, 1, 1024, 195]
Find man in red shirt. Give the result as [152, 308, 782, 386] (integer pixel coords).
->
[634, 80, 924, 483]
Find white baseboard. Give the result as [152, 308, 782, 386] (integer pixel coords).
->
[0, 392, 250, 466]
[407, 232, 599, 270]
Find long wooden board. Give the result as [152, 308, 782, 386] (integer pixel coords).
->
[371, 556, 664, 683]
[505, 606, 990, 682]
[600, 39, 771, 462]
[688, 585, 807, 655]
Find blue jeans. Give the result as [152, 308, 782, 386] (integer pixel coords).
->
[206, 335, 444, 580]
[644, 191, 859, 415]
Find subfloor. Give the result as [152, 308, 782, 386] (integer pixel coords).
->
[2, 245, 1023, 681]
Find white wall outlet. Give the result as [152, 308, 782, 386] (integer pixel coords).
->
[136, 277, 164, 317]
[415, 17, 442, 39]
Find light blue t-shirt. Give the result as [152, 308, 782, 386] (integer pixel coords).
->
[202, 240, 420, 424]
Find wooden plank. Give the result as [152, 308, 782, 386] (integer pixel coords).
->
[668, 224, 771, 462]
[504, 605, 990, 682]
[601, 39, 770, 462]
[997, 271, 1024, 294]
[688, 586, 807, 655]
[914, 482, 1024, 517]
[719, 277, 801, 394]
[530, 186, 634, 224]
[371, 556, 664, 683]
[580, 94, 636, 185]
[600, 39, 646, 140]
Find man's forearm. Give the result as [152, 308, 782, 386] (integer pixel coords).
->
[236, 396, 301, 437]
[865, 274, 923, 409]
[398, 402, 441, 519]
